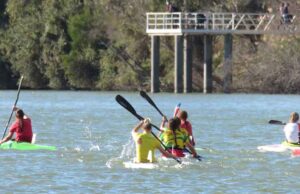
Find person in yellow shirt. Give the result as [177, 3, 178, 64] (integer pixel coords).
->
[132, 118, 179, 163]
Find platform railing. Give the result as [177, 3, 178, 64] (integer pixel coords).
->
[146, 12, 296, 35]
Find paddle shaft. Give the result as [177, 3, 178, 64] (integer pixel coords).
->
[2, 76, 24, 139]
[268, 120, 286, 125]
[140, 91, 166, 119]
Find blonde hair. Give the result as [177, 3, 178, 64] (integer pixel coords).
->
[143, 118, 152, 130]
[289, 112, 299, 123]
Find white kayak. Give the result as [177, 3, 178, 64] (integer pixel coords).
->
[123, 161, 159, 169]
[258, 141, 300, 152]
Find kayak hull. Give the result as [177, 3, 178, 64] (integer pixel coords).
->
[257, 141, 300, 152]
[123, 161, 158, 169]
[0, 140, 56, 151]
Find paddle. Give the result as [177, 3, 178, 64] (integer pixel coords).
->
[268, 120, 286, 125]
[115, 95, 182, 164]
[116, 95, 143, 120]
[140, 91, 166, 118]
[2, 76, 24, 139]
[139, 91, 202, 161]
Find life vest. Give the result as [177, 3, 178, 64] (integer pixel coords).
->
[160, 128, 189, 150]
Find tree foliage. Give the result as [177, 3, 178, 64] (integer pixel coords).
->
[0, 0, 299, 93]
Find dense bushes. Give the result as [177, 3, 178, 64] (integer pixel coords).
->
[0, 0, 299, 93]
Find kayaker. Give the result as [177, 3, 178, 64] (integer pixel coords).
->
[0, 107, 33, 144]
[132, 118, 179, 163]
[160, 117, 199, 158]
[178, 110, 195, 146]
[283, 112, 299, 144]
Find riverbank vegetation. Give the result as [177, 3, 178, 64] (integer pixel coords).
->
[0, 0, 299, 93]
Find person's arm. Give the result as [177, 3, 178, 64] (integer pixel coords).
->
[186, 142, 198, 158]
[23, 114, 30, 119]
[132, 121, 143, 135]
[188, 122, 195, 146]
[190, 136, 195, 146]
[0, 132, 13, 144]
[12, 106, 18, 112]
[160, 116, 167, 130]
[13, 106, 29, 119]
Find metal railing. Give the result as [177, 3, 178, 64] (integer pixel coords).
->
[146, 12, 297, 35]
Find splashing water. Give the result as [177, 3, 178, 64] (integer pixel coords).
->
[106, 137, 135, 168]
[119, 137, 135, 160]
[83, 125, 102, 151]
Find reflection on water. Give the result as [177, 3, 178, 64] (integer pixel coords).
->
[0, 91, 300, 193]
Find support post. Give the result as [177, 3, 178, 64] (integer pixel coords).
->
[174, 35, 183, 93]
[183, 35, 192, 93]
[151, 36, 160, 93]
[224, 34, 233, 93]
[203, 35, 213, 93]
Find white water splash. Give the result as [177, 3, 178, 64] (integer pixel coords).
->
[74, 147, 82, 152]
[89, 144, 100, 151]
[106, 157, 121, 169]
[106, 137, 135, 168]
[82, 124, 102, 152]
[119, 137, 135, 159]
[83, 125, 93, 139]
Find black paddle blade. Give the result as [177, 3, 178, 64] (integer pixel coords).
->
[195, 155, 203, 161]
[140, 90, 164, 117]
[268, 120, 286, 125]
[140, 91, 155, 105]
[115, 95, 144, 120]
[115, 95, 135, 113]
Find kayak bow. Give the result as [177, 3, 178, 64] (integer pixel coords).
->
[0, 140, 56, 151]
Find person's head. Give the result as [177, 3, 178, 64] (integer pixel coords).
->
[16, 109, 24, 120]
[174, 117, 181, 127]
[289, 112, 299, 123]
[168, 117, 180, 131]
[178, 110, 188, 121]
[142, 118, 152, 132]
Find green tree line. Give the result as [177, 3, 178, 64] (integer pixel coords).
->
[0, 0, 299, 93]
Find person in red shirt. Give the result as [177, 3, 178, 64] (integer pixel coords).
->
[0, 107, 33, 144]
[178, 110, 195, 146]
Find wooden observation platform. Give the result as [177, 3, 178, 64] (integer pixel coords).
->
[146, 12, 298, 93]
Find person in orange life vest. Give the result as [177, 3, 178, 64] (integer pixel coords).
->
[132, 118, 179, 163]
[0, 107, 33, 144]
[178, 110, 195, 146]
[160, 117, 198, 158]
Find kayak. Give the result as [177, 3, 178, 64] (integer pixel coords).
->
[257, 141, 300, 153]
[0, 140, 56, 151]
[123, 161, 159, 169]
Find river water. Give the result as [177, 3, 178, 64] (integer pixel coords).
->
[0, 91, 299, 193]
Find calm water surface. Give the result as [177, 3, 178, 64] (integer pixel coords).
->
[0, 91, 300, 193]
